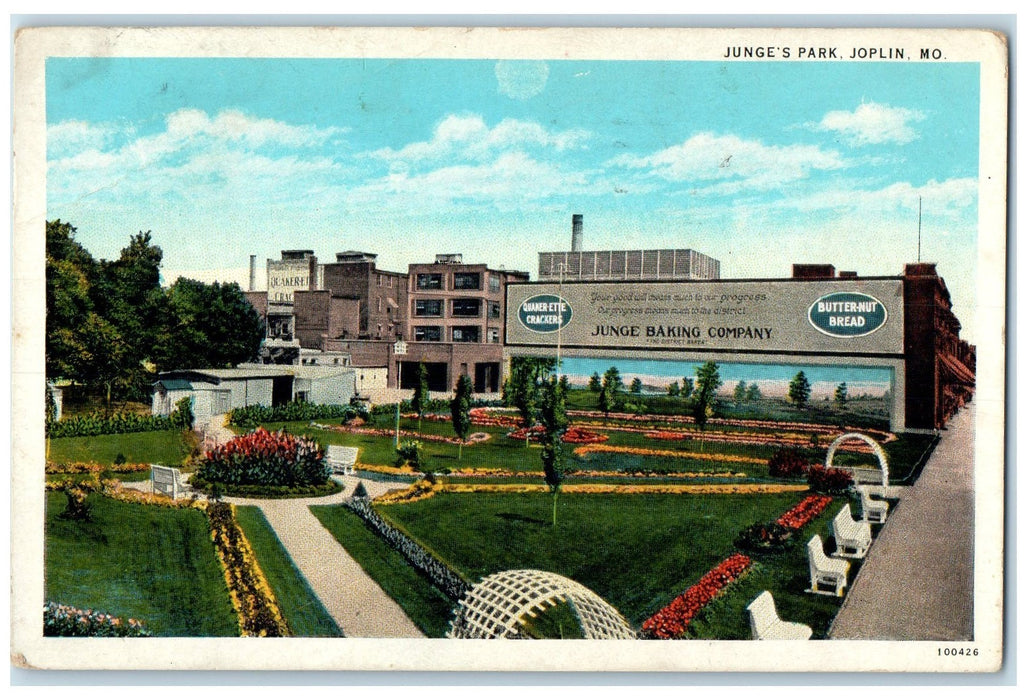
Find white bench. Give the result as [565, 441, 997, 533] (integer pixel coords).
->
[832, 503, 872, 559]
[326, 445, 359, 475]
[747, 591, 813, 640]
[807, 534, 850, 597]
[856, 485, 890, 523]
[151, 465, 191, 500]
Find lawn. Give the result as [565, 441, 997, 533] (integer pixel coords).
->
[44, 491, 238, 636]
[310, 504, 455, 638]
[374, 491, 816, 629]
[47, 430, 195, 467]
[234, 506, 342, 637]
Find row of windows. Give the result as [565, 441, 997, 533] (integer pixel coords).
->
[415, 272, 503, 293]
[413, 326, 501, 343]
[413, 299, 502, 318]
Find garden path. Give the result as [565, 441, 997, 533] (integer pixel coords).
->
[829, 403, 975, 640]
[230, 476, 425, 638]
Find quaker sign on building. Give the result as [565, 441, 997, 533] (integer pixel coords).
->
[506, 279, 905, 356]
[267, 260, 313, 303]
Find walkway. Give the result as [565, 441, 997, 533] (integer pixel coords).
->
[233, 476, 424, 638]
[829, 404, 975, 640]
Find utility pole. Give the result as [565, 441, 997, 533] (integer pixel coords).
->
[918, 196, 922, 263]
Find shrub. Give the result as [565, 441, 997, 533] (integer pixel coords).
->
[733, 522, 793, 553]
[172, 396, 195, 429]
[767, 448, 810, 478]
[395, 441, 427, 472]
[352, 481, 369, 499]
[807, 465, 854, 494]
[44, 602, 151, 637]
[228, 401, 368, 429]
[45, 404, 192, 438]
[195, 427, 330, 488]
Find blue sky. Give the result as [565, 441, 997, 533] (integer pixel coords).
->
[46, 57, 981, 339]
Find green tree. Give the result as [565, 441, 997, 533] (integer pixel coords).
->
[411, 362, 430, 431]
[450, 373, 474, 460]
[599, 366, 623, 416]
[834, 382, 848, 407]
[629, 377, 643, 394]
[154, 278, 264, 372]
[746, 383, 763, 402]
[588, 372, 602, 393]
[681, 377, 695, 400]
[692, 361, 722, 440]
[539, 376, 568, 526]
[789, 371, 812, 409]
[45, 220, 96, 381]
[667, 381, 681, 397]
[733, 380, 748, 403]
[505, 357, 556, 431]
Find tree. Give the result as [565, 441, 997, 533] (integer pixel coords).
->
[538, 376, 568, 526]
[789, 371, 812, 409]
[733, 380, 748, 403]
[154, 278, 264, 372]
[599, 366, 623, 416]
[505, 357, 556, 431]
[746, 383, 763, 402]
[588, 372, 602, 393]
[45, 220, 96, 381]
[692, 361, 722, 441]
[681, 377, 695, 400]
[629, 377, 643, 394]
[667, 381, 680, 397]
[411, 362, 430, 431]
[450, 373, 473, 460]
[558, 373, 571, 396]
[834, 382, 848, 407]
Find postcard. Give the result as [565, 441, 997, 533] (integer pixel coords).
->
[11, 25, 1008, 673]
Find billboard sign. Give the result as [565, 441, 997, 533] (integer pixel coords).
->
[517, 294, 573, 333]
[807, 292, 888, 338]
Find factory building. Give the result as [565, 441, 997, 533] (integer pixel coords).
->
[538, 214, 721, 282]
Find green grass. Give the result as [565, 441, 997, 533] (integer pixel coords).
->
[309, 504, 455, 638]
[234, 506, 342, 637]
[376, 491, 808, 628]
[520, 601, 586, 639]
[44, 491, 238, 636]
[47, 430, 195, 467]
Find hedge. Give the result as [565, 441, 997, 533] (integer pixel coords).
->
[229, 401, 368, 429]
[46, 399, 193, 439]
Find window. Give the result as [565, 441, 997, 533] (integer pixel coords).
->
[489, 275, 501, 293]
[453, 272, 481, 290]
[416, 273, 443, 290]
[489, 301, 502, 318]
[414, 326, 442, 342]
[377, 296, 382, 312]
[488, 328, 501, 343]
[452, 298, 481, 317]
[377, 274, 383, 287]
[452, 326, 480, 343]
[414, 299, 443, 317]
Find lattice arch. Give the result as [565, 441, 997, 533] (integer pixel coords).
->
[448, 569, 636, 639]
[825, 432, 890, 487]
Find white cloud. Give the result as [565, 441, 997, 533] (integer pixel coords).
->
[495, 60, 549, 100]
[814, 102, 925, 146]
[165, 108, 345, 148]
[372, 114, 589, 164]
[47, 119, 120, 155]
[611, 132, 845, 191]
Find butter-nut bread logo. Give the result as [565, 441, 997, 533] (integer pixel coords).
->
[518, 294, 572, 333]
[808, 292, 887, 338]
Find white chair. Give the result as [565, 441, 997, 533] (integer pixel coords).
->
[150, 465, 192, 500]
[807, 534, 850, 596]
[832, 503, 872, 559]
[326, 445, 359, 475]
[747, 591, 813, 640]
[857, 485, 889, 523]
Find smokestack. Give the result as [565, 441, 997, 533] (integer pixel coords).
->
[249, 255, 257, 291]
[571, 214, 583, 252]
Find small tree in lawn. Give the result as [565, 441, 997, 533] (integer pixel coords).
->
[733, 380, 748, 404]
[588, 372, 602, 394]
[681, 377, 695, 400]
[450, 373, 473, 460]
[600, 366, 623, 416]
[539, 376, 568, 527]
[667, 381, 680, 397]
[629, 377, 643, 395]
[746, 382, 762, 403]
[693, 361, 722, 451]
[411, 362, 430, 431]
[834, 382, 848, 407]
[789, 370, 812, 410]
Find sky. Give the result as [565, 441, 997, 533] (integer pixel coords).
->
[46, 57, 981, 340]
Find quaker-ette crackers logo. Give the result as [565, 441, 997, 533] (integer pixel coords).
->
[808, 292, 888, 338]
[518, 294, 572, 333]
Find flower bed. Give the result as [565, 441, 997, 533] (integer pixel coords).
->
[44, 601, 151, 637]
[431, 482, 807, 496]
[640, 553, 753, 639]
[45, 461, 151, 475]
[572, 444, 765, 465]
[806, 465, 854, 494]
[196, 427, 330, 488]
[206, 501, 288, 637]
[776, 495, 834, 530]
